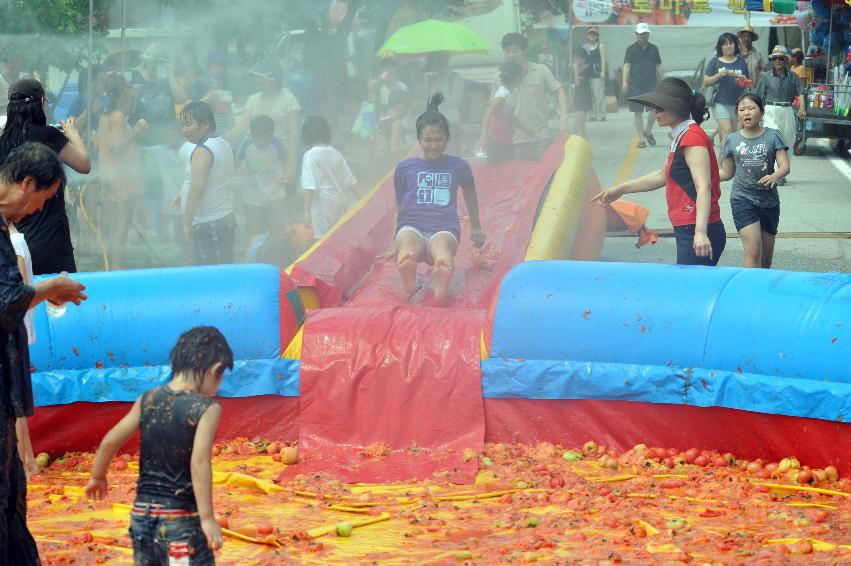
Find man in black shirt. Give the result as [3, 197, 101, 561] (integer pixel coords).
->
[622, 23, 664, 148]
[0, 142, 87, 564]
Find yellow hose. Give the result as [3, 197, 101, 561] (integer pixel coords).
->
[752, 482, 850, 498]
[77, 184, 109, 271]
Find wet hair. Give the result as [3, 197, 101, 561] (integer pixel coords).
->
[169, 326, 234, 382]
[249, 114, 274, 137]
[302, 115, 331, 146]
[663, 77, 710, 125]
[103, 72, 130, 112]
[736, 92, 764, 114]
[0, 142, 66, 192]
[180, 101, 216, 133]
[499, 61, 523, 85]
[0, 87, 47, 157]
[501, 32, 528, 52]
[714, 33, 741, 57]
[415, 93, 450, 140]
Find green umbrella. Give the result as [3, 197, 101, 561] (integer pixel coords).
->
[377, 19, 490, 57]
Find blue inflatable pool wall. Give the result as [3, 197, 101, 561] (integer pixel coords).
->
[483, 261, 850, 422]
[31, 264, 299, 406]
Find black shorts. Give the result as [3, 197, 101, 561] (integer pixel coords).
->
[191, 213, 236, 266]
[674, 221, 726, 266]
[731, 199, 780, 235]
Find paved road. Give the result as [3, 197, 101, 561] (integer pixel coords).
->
[585, 108, 851, 272]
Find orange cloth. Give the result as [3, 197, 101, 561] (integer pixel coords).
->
[610, 200, 658, 248]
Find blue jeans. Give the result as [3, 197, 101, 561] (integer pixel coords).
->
[129, 507, 214, 565]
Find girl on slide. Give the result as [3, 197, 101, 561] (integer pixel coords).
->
[391, 93, 486, 305]
[718, 93, 789, 268]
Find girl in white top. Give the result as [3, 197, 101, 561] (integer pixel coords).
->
[300, 116, 359, 239]
[179, 101, 236, 265]
[9, 223, 40, 477]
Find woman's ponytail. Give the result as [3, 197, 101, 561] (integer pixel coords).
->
[659, 77, 711, 124]
[426, 92, 445, 113]
[689, 89, 710, 125]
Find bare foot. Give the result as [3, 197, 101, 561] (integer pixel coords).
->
[432, 258, 453, 306]
[25, 461, 41, 479]
[397, 251, 418, 295]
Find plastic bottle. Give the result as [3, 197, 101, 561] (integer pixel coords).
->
[45, 271, 69, 318]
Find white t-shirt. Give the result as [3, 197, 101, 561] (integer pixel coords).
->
[237, 137, 287, 205]
[180, 136, 235, 225]
[494, 85, 514, 106]
[301, 145, 357, 237]
[10, 232, 35, 345]
[244, 89, 301, 139]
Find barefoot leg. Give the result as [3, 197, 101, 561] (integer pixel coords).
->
[429, 233, 458, 306]
[16, 418, 41, 478]
[395, 230, 425, 295]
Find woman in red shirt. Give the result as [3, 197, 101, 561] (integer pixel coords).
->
[594, 77, 726, 265]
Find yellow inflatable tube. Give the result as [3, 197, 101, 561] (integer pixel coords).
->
[524, 136, 593, 261]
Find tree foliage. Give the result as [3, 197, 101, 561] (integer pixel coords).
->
[0, 0, 110, 84]
[152, 0, 467, 47]
[519, 0, 568, 32]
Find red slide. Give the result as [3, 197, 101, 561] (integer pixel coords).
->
[286, 145, 567, 482]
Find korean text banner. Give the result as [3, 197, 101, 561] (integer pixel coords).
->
[572, 0, 797, 26]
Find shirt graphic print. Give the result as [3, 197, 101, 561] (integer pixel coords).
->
[394, 155, 475, 241]
[417, 171, 452, 206]
[734, 138, 769, 180]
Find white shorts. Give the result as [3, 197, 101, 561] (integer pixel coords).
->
[395, 226, 458, 261]
[713, 103, 737, 122]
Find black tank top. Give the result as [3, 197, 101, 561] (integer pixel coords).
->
[135, 385, 214, 510]
[585, 44, 602, 78]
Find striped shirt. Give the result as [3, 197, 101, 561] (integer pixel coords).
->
[754, 68, 803, 104]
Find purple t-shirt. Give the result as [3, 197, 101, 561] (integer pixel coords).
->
[394, 155, 475, 241]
